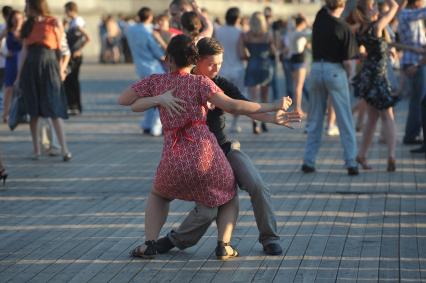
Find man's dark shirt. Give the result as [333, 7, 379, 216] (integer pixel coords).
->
[207, 76, 249, 154]
[312, 7, 357, 63]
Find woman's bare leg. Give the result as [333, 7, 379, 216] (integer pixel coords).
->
[2, 87, 13, 123]
[29, 117, 40, 156]
[51, 118, 69, 155]
[358, 104, 379, 159]
[217, 195, 239, 253]
[380, 107, 397, 159]
[292, 68, 306, 116]
[260, 85, 269, 103]
[145, 192, 171, 241]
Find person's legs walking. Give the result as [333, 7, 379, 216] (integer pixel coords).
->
[356, 104, 379, 169]
[303, 63, 328, 169]
[30, 117, 41, 158]
[226, 147, 282, 254]
[325, 64, 358, 170]
[403, 66, 425, 143]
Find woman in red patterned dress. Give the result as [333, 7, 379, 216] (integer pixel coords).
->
[119, 34, 291, 259]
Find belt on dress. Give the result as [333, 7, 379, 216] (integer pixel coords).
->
[165, 120, 206, 149]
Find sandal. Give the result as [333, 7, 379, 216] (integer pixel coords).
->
[129, 240, 157, 259]
[215, 241, 239, 260]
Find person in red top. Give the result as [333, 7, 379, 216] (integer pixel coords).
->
[119, 34, 293, 259]
[17, 0, 71, 161]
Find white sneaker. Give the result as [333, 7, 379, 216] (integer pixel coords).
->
[326, 125, 340, 136]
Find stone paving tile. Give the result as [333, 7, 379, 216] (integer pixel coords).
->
[0, 64, 425, 282]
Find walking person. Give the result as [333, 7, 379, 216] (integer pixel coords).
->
[287, 14, 310, 117]
[301, 0, 359, 175]
[125, 7, 164, 136]
[118, 34, 295, 259]
[352, 0, 399, 171]
[214, 7, 245, 133]
[0, 151, 7, 185]
[17, 0, 71, 161]
[240, 11, 275, 134]
[2, 10, 23, 123]
[154, 37, 300, 256]
[398, 0, 426, 145]
[63, 1, 90, 115]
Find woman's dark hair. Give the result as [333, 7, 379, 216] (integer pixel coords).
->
[225, 7, 240, 26]
[6, 10, 20, 32]
[181, 11, 202, 40]
[21, 0, 51, 38]
[196, 37, 224, 57]
[166, 34, 199, 68]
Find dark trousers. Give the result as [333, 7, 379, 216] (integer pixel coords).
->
[422, 97, 426, 149]
[64, 56, 83, 112]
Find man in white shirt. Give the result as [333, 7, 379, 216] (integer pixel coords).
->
[214, 7, 246, 132]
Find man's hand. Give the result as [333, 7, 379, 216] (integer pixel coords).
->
[158, 89, 186, 115]
[274, 110, 302, 129]
[275, 96, 293, 111]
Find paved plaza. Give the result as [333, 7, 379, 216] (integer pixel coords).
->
[0, 64, 425, 282]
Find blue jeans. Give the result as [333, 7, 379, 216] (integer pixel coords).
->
[303, 62, 357, 168]
[403, 65, 426, 140]
[281, 58, 294, 99]
[140, 107, 162, 136]
[270, 58, 279, 101]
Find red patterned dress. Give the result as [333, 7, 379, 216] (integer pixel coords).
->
[132, 71, 236, 208]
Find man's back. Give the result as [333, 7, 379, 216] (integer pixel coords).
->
[215, 25, 244, 75]
[126, 23, 164, 78]
[312, 7, 356, 63]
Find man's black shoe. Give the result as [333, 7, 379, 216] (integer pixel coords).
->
[301, 164, 315, 173]
[263, 242, 283, 255]
[410, 146, 426, 153]
[156, 236, 175, 254]
[403, 137, 423, 145]
[347, 166, 359, 176]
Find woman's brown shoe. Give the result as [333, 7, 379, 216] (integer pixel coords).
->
[387, 158, 396, 172]
[356, 156, 372, 170]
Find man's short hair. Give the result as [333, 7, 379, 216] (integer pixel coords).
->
[65, 1, 78, 12]
[2, 6, 12, 19]
[138, 7, 152, 23]
[325, 0, 346, 10]
[407, 0, 421, 6]
[225, 7, 240, 26]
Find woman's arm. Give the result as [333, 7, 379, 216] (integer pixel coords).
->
[119, 88, 186, 115]
[208, 92, 288, 115]
[376, 0, 399, 37]
[73, 26, 91, 57]
[190, 0, 214, 38]
[14, 44, 28, 86]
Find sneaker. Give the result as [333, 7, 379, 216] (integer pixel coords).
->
[326, 125, 340, 136]
[156, 236, 175, 254]
[301, 164, 315, 173]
